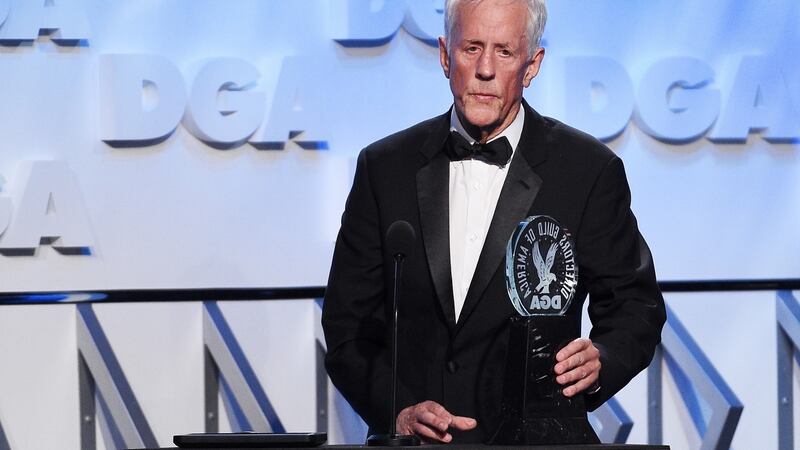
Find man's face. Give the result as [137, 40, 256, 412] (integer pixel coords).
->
[439, 0, 544, 140]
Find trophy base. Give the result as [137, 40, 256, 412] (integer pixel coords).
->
[487, 316, 600, 445]
[489, 416, 599, 445]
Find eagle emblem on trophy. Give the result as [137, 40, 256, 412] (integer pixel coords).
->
[505, 215, 578, 317]
[532, 241, 558, 294]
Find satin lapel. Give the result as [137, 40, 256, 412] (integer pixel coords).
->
[417, 113, 457, 329]
[456, 102, 548, 331]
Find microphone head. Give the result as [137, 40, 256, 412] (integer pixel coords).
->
[386, 220, 416, 258]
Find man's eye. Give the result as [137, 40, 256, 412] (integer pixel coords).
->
[499, 49, 512, 57]
[465, 46, 480, 53]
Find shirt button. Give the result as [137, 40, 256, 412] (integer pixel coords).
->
[473, 182, 482, 191]
[447, 360, 459, 373]
[469, 233, 478, 241]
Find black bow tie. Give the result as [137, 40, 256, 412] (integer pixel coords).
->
[445, 131, 512, 166]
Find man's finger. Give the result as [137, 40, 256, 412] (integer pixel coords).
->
[556, 356, 601, 398]
[450, 415, 478, 431]
[554, 352, 583, 375]
[557, 359, 601, 384]
[556, 338, 591, 362]
[562, 371, 600, 397]
[555, 339, 600, 375]
[555, 350, 590, 374]
[411, 422, 452, 443]
[418, 410, 450, 432]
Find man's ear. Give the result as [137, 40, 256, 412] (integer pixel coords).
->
[439, 36, 450, 79]
[522, 47, 545, 87]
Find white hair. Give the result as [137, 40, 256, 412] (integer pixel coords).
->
[444, 0, 547, 58]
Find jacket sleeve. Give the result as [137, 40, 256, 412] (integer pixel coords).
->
[577, 156, 666, 410]
[321, 148, 415, 431]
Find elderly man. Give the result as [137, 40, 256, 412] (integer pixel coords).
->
[322, 0, 665, 444]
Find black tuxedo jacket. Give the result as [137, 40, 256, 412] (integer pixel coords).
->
[322, 102, 665, 443]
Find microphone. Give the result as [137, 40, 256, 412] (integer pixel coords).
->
[386, 220, 416, 260]
[367, 221, 420, 447]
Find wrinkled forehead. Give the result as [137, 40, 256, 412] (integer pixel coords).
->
[451, 0, 529, 45]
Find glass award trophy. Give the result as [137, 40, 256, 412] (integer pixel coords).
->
[488, 215, 599, 445]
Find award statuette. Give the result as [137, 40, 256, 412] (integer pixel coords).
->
[488, 215, 600, 445]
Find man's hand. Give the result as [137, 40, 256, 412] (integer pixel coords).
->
[554, 337, 601, 397]
[396, 400, 477, 443]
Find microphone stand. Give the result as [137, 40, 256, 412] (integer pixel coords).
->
[366, 253, 420, 447]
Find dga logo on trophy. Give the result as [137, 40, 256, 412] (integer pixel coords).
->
[506, 215, 577, 316]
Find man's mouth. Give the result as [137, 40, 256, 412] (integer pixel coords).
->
[470, 93, 497, 102]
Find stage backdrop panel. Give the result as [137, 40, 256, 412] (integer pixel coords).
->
[0, 0, 798, 292]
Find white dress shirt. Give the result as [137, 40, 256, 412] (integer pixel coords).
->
[449, 106, 525, 321]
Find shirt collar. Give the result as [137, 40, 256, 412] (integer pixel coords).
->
[449, 104, 525, 157]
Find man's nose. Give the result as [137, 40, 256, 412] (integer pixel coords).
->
[476, 51, 495, 80]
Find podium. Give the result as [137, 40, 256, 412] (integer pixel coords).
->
[129, 444, 670, 449]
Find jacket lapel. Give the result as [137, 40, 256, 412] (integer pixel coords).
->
[416, 112, 457, 329]
[455, 102, 549, 330]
